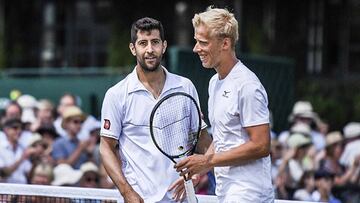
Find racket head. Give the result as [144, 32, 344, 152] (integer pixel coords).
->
[150, 92, 201, 161]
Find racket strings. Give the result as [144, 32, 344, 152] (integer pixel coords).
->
[152, 95, 200, 157]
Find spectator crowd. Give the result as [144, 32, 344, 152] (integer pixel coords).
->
[0, 92, 360, 202]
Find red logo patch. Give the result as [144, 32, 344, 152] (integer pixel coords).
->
[104, 119, 111, 130]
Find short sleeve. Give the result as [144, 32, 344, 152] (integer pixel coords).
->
[100, 89, 122, 139]
[239, 82, 269, 127]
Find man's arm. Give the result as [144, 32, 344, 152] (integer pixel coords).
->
[175, 124, 270, 177]
[99, 136, 143, 203]
[195, 128, 212, 154]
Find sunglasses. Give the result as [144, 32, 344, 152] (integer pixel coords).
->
[84, 176, 99, 182]
[10, 125, 22, 130]
[71, 119, 83, 125]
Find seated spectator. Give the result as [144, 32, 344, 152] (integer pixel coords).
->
[37, 124, 58, 162]
[312, 170, 341, 203]
[0, 101, 33, 147]
[54, 93, 100, 141]
[318, 131, 359, 186]
[293, 171, 315, 201]
[51, 106, 93, 169]
[29, 162, 54, 185]
[17, 94, 37, 131]
[79, 162, 100, 188]
[277, 133, 313, 198]
[0, 118, 35, 183]
[278, 101, 326, 152]
[340, 122, 360, 167]
[31, 99, 55, 132]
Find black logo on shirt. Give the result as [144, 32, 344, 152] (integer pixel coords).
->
[222, 90, 230, 98]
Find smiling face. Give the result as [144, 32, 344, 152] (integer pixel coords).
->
[193, 24, 224, 69]
[129, 29, 167, 72]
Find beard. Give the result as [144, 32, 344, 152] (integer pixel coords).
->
[137, 55, 163, 72]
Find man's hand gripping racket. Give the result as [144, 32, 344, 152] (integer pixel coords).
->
[150, 92, 201, 203]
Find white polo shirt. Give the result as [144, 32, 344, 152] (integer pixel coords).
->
[208, 61, 274, 202]
[100, 67, 203, 202]
[0, 139, 32, 184]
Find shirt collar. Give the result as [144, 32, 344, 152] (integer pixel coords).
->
[127, 66, 183, 95]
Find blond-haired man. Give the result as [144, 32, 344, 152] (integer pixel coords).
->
[175, 7, 274, 202]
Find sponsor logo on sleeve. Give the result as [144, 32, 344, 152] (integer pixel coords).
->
[104, 119, 111, 130]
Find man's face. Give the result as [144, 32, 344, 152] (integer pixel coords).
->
[4, 124, 22, 143]
[5, 104, 21, 119]
[130, 29, 167, 72]
[64, 116, 83, 136]
[193, 24, 223, 69]
[58, 96, 76, 116]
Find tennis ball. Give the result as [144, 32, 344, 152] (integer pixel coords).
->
[10, 89, 21, 100]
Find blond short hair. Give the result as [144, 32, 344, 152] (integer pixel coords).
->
[192, 6, 239, 49]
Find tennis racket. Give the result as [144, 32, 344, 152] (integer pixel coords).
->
[150, 92, 201, 203]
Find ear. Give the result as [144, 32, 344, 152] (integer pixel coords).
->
[162, 40, 167, 54]
[222, 37, 232, 51]
[129, 43, 136, 56]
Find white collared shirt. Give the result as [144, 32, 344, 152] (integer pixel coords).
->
[100, 66, 204, 202]
[208, 61, 274, 202]
[0, 139, 32, 184]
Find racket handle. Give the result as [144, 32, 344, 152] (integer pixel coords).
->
[184, 179, 197, 203]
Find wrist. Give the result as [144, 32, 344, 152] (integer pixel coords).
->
[206, 153, 215, 168]
[118, 183, 134, 196]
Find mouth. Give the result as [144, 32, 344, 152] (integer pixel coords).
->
[198, 55, 207, 62]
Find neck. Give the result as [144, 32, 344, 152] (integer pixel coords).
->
[136, 65, 165, 98]
[215, 52, 238, 80]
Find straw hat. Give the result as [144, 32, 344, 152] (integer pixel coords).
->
[51, 164, 83, 186]
[33, 163, 54, 181]
[325, 131, 343, 147]
[343, 122, 360, 139]
[61, 106, 86, 128]
[287, 133, 312, 149]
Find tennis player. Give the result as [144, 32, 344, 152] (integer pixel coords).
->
[99, 17, 208, 202]
[175, 7, 275, 202]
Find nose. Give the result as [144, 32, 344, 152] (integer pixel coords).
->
[146, 43, 154, 53]
[193, 42, 200, 53]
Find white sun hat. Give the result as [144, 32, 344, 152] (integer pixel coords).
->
[51, 164, 83, 186]
[343, 122, 360, 139]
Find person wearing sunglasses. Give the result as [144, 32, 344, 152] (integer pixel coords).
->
[0, 118, 35, 183]
[51, 106, 94, 169]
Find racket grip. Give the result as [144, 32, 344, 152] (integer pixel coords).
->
[184, 179, 197, 203]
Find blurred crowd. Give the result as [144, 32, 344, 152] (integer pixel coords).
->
[0, 92, 360, 202]
[0, 93, 114, 190]
[271, 101, 360, 203]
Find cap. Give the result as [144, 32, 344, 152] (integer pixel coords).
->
[51, 164, 83, 186]
[287, 133, 312, 149]
[343, 122, 360, 139]
[2, 118, 22, 128]
[325, 131, 343, 147]
[314, 169, 334, 180]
